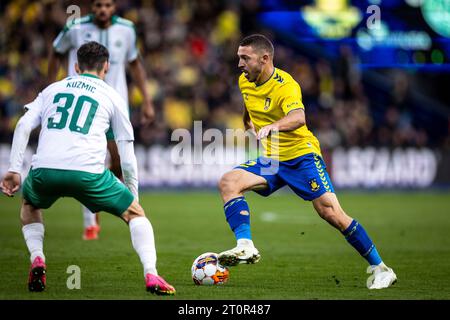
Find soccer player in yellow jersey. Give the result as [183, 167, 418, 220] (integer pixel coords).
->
[217, 34, 397, 289]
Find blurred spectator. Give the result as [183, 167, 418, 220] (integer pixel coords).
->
[0, 0, 446, 151]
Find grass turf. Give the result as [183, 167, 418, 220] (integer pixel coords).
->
[0, 191, 449, 300]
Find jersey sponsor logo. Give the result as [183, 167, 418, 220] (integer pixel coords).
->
[273, 73, 284, 83]
[264, 97, 272, 111]
[115, 40, 123, 48]
[287, 101, 300, 109]
[240, 210, 250, 216]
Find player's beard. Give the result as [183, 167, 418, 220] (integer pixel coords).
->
[97, 15, 110, 24]
[94, 11, 113, 27]
[246, 66, 262, 83]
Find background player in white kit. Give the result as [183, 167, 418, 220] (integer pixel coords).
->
[48, 0, 154, 240]
[0, 42, 175, 295]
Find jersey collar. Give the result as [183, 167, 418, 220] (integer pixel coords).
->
[255, 67, 276, 87]
[80, 73, 100, 79]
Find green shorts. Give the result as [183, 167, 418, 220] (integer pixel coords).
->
[22, 168, 134, 216]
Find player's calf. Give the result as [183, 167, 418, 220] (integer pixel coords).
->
[312, 192, 352, 231]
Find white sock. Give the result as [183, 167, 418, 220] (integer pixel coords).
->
[22, 223, 45, 263]
[129, 217, 158, 276]
[83, 206, 97, 228]
[237, 238, 255, 248]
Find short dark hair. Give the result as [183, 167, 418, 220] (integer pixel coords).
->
[77, 41, 109, 72]
[239, 34, 274, 57]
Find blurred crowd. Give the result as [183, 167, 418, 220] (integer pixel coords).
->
[0, 0, 448, 151]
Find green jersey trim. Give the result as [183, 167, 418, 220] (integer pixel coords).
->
[80, 73, 101, 79]
[112, 15, 136, 29]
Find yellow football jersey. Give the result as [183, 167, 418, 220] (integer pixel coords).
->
[239, 68, 321, 161]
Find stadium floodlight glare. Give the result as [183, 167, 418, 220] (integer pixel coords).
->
[302, 0, 362, 39]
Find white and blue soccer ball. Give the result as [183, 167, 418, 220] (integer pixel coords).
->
[191, 252, 230, 285]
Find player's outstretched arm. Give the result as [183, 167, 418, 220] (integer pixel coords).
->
[1, 102, 42, 196]
[117, 140, 139, 201]
[257, 108, 305, 140]
[129, 58, 155, 126]
[111, 93, 139, 200]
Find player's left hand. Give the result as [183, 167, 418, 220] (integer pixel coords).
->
[0, 172, 21, 197]
[257, 124, 279, 140]
[140, 98, 156, 126]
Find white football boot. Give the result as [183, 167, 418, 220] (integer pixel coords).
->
[366, 263, 397, 289]
[218, 240, 261, 266]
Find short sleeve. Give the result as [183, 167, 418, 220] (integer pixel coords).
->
[126, 27, 139, 62]
[278, 82, 305, 115]
[111, 95, 134, 141]
[53, 28, 73, 54]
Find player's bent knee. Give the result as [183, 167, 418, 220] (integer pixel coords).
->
[218, 171, 243, 195]
[20, 200, 43, 225]
[121, 200, 145, 223]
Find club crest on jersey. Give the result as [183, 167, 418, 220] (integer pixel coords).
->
[264, 97, 272, 110]
[309, 179, 320, 192]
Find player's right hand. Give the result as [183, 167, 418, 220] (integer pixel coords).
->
[257, 124, 279, 140]
[0, 172, 21, 197]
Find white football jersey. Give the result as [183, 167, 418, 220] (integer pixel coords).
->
[53, 14, 138, 102]
[24, 74, 134, 174]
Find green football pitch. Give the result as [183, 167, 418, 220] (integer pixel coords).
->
[0, 191, 449, 300]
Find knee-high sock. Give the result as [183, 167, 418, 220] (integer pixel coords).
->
[342, 220, 382, 266]
[82, 206, 97, 228]
[129, 217, 157, 276]
[22, 223, 45, 263]
[224, 196, 252, 241]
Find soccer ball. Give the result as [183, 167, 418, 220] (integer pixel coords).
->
[191, 252, 230, 285]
